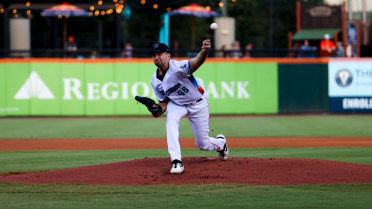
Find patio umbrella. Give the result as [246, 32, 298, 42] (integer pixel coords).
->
[41, 2, 90, 48]
[168, 4, 220, 48]
[168, 3, 219, 18]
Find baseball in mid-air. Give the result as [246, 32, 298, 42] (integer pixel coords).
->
[210, 23, 218, 30]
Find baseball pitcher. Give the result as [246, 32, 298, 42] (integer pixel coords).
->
[136, 40, 228, 174]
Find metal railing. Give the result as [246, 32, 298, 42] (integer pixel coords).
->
[0, 48, 322, 59]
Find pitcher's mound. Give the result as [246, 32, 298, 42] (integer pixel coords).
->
[2, 157, 372, 185]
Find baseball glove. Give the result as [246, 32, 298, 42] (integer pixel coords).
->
[135, 96, 162, 113]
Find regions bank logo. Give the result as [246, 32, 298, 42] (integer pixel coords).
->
[14, 71, 55, 100]
[335, 69, 353, 87]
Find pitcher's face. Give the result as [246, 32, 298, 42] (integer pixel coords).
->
[152, 52, 170, 68]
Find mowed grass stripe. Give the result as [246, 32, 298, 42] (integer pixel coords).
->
[1, 183, 372, 209]
[0, 115, 372, 139]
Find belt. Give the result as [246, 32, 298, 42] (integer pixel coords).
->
[184, 98, 203, 106]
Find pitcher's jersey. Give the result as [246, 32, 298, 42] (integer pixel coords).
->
[151, 59, 205, 105]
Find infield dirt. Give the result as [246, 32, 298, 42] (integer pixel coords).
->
[1, 157, 372, 185]
[1, 137, 372, 185]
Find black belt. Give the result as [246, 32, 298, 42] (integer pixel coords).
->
[184, 98, 203, 106]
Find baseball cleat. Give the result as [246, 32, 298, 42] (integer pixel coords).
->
[170, 159, 184, 174]
[216, 134, 229, 161]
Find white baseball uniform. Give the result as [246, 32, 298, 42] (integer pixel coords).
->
[151, 59, 226, 162]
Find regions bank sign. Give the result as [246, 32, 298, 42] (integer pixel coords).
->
[13, 71, 251, 101]
[1, 61, 277, 116]
[14, 71, 55, 100]
[328, 59, 372, 112]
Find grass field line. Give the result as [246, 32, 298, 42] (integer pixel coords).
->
[1, 137, 372, 151]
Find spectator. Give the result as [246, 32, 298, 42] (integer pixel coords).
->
[121, 43, 133, 58]
[319, 34, 336, 57]
[244, 43, 253, 58]
[65, 36, 77, 52]
[299, 40, 316, 57]
[336, 42, 344, 57]
[231, 41, 242, 59]
[221, 44, 229, 58]
[91, 50, 99, 59]
[289, 41, 301, 57]
[64, 36, 77, 58]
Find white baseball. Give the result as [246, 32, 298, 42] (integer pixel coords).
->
[210, 23, 218, 30]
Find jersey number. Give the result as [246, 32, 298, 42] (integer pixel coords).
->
[177, 87, 189, 95]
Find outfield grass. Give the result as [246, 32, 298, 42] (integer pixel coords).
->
[0, 115, 372, 139]
[1, 183, 372, 209]
[1, 116, 372, 209]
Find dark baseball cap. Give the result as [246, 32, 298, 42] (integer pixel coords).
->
[150, 43, 169, 55]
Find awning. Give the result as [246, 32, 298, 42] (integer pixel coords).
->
[292, 28, 341, 40]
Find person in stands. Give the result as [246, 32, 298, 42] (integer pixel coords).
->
[319, 34, 336, 57]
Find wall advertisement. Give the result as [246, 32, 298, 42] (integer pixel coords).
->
[0, 61, 278, 116]
[329, 59, 372, 112]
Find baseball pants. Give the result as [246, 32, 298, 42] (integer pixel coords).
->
[165, 96, 225, 162]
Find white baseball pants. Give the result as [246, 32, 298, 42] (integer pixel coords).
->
[165, 96, 225, 162]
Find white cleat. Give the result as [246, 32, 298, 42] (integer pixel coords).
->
[216, 134, 229, 161]
[170, 160, 184, 174]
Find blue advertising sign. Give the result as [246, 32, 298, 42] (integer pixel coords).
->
[329, 59, 372, 112]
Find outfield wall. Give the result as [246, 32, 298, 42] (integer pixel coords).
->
[0, 58, 277, 116]
[278, 63, 329, 113]
[0, 58, 371, 116]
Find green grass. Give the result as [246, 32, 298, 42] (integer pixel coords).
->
[1, 116, 372, 208]
[1, 183, 372, 209]
[0, 115, 372, 139]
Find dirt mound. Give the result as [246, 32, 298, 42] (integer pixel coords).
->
[2, 157, 372, 185]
